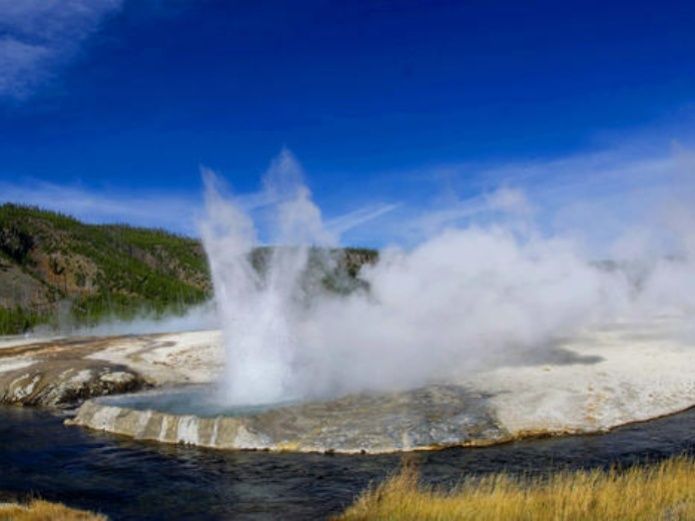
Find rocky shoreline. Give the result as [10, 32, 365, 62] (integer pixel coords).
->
[0, 331, 221, 408]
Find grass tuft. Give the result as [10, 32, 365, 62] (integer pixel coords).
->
[333, 455, 695, 521]
[0, 499, 107, 521]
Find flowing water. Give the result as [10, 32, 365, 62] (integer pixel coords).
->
[0, 406, 693, 520]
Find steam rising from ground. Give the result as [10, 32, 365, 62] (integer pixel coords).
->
[68, 303, 218, 337]
[202, 149, 695, 406]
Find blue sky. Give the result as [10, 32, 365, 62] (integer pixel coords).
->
[1, 0, 694, 247]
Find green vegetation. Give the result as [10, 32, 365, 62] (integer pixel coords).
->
[0, 204, 378, 334]
[0, 204, 211, 334]
[335, 455, 695, 521]
[0, 306, 49, 334]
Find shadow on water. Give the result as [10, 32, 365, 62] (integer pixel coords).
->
[0, 406, 694, 520]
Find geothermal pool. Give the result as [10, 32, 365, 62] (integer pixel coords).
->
[1, 405, 693, 521]
[98, 386, 292, 418]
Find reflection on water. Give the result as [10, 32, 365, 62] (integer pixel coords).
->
[0, 406, 693, 521]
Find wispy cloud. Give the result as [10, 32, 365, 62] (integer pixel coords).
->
[0, 179, 202, 235]
[325, 203, 400, 236]
[411, 186, 534, 238]
[0, 176, 400, 243]
[340, 140, 695, 252]
[2, 140, 693, 250]
[0, 0, 123, 100]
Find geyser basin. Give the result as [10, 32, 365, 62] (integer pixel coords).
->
[66, 316, 695, 454]
[67, 384, 509, 453]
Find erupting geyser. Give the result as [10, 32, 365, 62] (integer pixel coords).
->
[68, 149, 695, 453]
[200, 150, 336, 405]
[199, 149, 695, 409]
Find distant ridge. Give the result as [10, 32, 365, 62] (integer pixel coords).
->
[0, 204, 377, 334]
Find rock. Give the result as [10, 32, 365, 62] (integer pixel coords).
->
[0, 360, 147, 407]
[0, 331, 220, 407]
[67, 384, 510, 454]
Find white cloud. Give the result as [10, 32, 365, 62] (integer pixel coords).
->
[2, 142, 693, 250]
[319, 138, 695, 255]
[0, 176, 399, 242]
[325, 203, 400, 236]
[0, 0, 123, 100]
[409, 186, 534, 239]
[0, 179, 202, 235]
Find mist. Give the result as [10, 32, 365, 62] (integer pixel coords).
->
[28, 302, 217, 338]
[200, 148, 695, 406]
[70, 302, 218, 337]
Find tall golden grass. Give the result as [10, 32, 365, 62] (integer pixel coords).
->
[334, 455, 695, 521]
[0, 499, 107, 521]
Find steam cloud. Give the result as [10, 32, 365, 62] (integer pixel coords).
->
[202, 149, 695, 406]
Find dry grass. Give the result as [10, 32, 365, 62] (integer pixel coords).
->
[334, 455, 695, 521]
[0, 500, 107, 521]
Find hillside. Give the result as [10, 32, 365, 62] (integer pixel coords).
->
[0, 204, 377, 334]
[0, 204, 212, 334]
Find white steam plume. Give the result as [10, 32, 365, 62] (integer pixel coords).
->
[201, 150, 335, 405]
[201, 148, 695, 405]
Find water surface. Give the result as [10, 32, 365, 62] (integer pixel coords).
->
[0, 406, 693, 520]
[99, 385, 295, 417]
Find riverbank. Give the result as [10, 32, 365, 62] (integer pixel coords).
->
[334, 455, 695, 521]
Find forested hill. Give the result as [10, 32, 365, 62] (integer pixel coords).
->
[0, 204, 377, 334]
[0, 204, 211, 334]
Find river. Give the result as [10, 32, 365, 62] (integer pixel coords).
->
[0, 406, 693, 520]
